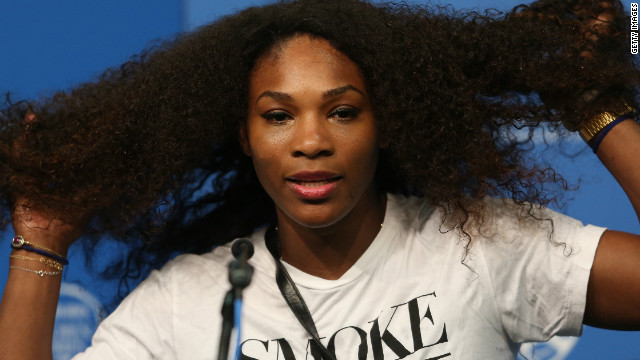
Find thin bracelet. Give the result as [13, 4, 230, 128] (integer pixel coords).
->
[10, 235, 69, 265]
[588, 113, 634, 153]
[11, 235, 64, 257]
[9, 266, 61, 277]
[9, 254, 64, 271]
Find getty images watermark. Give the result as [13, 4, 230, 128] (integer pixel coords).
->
[632, 3, 639, 54]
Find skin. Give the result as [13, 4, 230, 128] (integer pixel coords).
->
[584, 120, 640, 329]
[241, 35, 387, 279]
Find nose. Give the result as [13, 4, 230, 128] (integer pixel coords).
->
[290, 115, 334, 158]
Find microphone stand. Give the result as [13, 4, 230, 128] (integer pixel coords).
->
[218, 241, 254, 360]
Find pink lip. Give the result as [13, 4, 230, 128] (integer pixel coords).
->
[286, 171, 341, 200]
[287, 171, 340, 182]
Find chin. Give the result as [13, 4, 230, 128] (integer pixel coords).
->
[279, 203, 351, 229]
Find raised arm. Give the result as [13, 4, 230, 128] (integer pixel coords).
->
[0, 199, 85, 359]
[583, 116, 640, 330]
[527, 0, 640, 329]
[0, 111, 87, 359]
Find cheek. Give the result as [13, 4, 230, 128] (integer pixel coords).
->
[246, 125, 289, 157]
[248, 137, 285, 190]
[359, 145, 380, 175]
[343, 138, 380, 182]
[251, 151, 279, 179]
[340, 126, 379, 160]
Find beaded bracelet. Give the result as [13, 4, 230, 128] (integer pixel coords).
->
[9, 265, 61, 277]
[10, 235, 69, 265]
[9, 254, 64, 271]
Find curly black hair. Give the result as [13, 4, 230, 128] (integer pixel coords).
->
[0, 0, 637, 288]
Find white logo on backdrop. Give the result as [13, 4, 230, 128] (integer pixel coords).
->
[53, 282, 104, 360]
[519, 337, 579, 360]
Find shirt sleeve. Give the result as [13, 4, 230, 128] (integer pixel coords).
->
[71, 266, 175, 360]
[476, 198, 605, 343]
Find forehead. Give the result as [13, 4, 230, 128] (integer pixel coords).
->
[249, 35, 367, 95]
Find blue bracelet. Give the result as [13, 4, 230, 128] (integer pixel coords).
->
[11, 236, 69, 265]
[589, 113, 634, 154]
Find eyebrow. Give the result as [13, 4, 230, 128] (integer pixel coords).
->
[255, 91, 293, 103]
[255, 84, 364, 103]
[322, 85, 364, 98]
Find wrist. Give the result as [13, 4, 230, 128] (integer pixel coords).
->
[578, 99, 635, 142]
[10, 235, 69, 265]
[9, 225, 73, 257]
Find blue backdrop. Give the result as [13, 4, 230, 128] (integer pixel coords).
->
[1, 0, 638, 359]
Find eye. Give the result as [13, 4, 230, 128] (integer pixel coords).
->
[329, 107, 360, 120]
[261, 111, 292, 123]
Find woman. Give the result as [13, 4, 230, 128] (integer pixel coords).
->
[0, 0, 639, 358]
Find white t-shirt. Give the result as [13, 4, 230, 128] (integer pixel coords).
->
[73, 194, 604, 359]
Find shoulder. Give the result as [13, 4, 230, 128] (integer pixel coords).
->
[158, 252, 229, 284]
[469, 197, 605, 253]
[152, 227, 275, 284]
[385, 193, 605, 257]
[386, 193, 436, 230]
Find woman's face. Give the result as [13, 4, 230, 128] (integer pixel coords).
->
[242, 35, 384, 229]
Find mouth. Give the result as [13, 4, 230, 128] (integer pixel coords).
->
[286, 171, 342, 200]
[292, 180, 336, 188]
[287, 171, 342, 182]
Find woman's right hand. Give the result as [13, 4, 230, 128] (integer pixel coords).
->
[10, 112, 88, 254]
[0, 110, 92, 359]
[10, 197, 88, 256]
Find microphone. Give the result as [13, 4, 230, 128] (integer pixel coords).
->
[231, 238, 255, 261]
[218, 238, 255, 360]
[229, 238, 254, 290]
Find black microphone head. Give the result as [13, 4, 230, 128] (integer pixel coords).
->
[231, 238, 255, 259]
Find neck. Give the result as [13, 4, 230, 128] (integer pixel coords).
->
[276, 191, 386, 280]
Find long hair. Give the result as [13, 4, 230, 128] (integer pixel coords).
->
[0, 0, 636, 290]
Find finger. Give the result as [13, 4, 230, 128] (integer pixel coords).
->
[24, 111, 36, 123]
